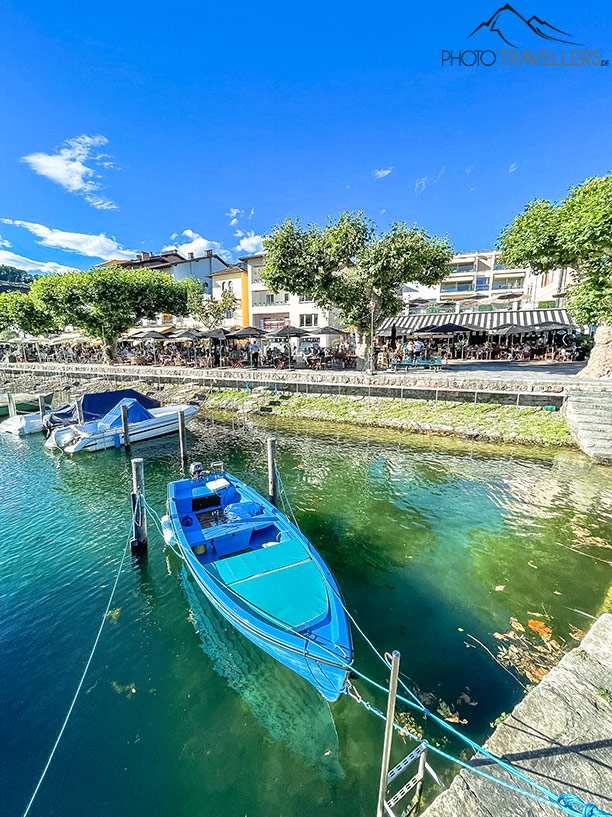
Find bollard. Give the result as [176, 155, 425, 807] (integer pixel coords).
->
[37, 394, 46, 419]
[76, 396, 85, 424]
[7, 392, 17, 418]
[267, 436, 277, 506]
[130, 457, 148, 553]
[178, 409, 186, 461]
[376, 651, 401, 817]
[121, 403, 131, 451]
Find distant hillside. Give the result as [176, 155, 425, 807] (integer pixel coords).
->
[0, 265, 36, 283]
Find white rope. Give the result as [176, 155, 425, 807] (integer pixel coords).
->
[21, 526, 132, 817]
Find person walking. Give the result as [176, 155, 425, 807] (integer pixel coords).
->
[252, 341, 260, 368]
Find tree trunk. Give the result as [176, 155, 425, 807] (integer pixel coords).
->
[104, 336, 117, 363]
[580, 325, 612, 378]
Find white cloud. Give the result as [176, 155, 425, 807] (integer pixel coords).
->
[229, 218, 238, 226]
[0, 249, 76, 274]
[508, 163, 518, 174]
[373, 168, 393, 179]
[21, 134, 117, 210]
[248, 207, 255, 219]
[380, 209, 387, 215]
[234, 231, 263, 255]
[433, 166, 446, 183]
[170, 232, 178, 240]
[415, 177, 428, 196]
[1, 219, 135, 260]
[165, 229, 233, 262]
[0, 235, 11, 248]
[234, 229, 244, 237]
[226, 208, 243, 219]
[466, 164, 475, 175]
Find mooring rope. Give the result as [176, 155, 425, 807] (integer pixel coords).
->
[276, 465, 612, 817]
[21, 510, 135, 817]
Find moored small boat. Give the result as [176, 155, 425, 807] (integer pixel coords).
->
[161, 463, 353, 702]
[0, 392, 53, 419]
[45, 398, 198, 452]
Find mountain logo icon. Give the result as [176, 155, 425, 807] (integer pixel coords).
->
[467, 4, 582, 48]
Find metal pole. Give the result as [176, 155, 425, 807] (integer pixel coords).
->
[76, 396, 84, 424]
[7, 392, 17, 417]
[37, 394, 46, 418]
[267, 436, 277, 506]
[413, 746, 428, 811]
[121, 403, 131, 451]
[376, 651, 401, 817]
[178, 408, 186, 461]
[130, 457, 147, 553]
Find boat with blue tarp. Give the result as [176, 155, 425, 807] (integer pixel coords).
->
[45, 397, 197, 452]
[161, 463, 353, 702]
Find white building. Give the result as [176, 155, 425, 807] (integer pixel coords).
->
[239, 252, 341, 347]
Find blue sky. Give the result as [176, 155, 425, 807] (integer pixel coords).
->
[1, 0, 610, 272]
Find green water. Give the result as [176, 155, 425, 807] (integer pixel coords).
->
[2, 417, 612, 817]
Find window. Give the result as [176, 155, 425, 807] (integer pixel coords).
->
[299, 313, 319, 327]
[441, 281, 474, 293]
[475, 277, 490, 291]
[492, 277, 525, 291]
[224, 309, 234, 319]
[298, 294, 313, 303]
[252, 291, 290, 306]
[251, 266, 264, 283]
[449, 263, 475, 274]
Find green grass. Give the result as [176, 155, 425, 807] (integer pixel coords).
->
[205, 390, 573, 448]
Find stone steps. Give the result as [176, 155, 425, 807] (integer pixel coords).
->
[566, 389, 612, 463]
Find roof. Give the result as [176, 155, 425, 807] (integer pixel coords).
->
[210, 265, 246, 277]
[377, 308, 580, 334]
[97, 252, 230, 271]
[238, 252, 266, 262]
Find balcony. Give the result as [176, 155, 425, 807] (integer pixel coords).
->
[252, 292, 290, 307]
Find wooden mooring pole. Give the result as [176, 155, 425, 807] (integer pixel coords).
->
[178, 409, 186, 461]
[376, 651, 401, 817]
[7, 392, 17, 418]
[37, 394, 46, 419]
[121, 403, 131, 451]
[267, 436, 277, 506]
[130, 457, 148, 554]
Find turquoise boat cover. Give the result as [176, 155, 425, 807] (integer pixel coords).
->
[98, 398, 154, 430]
[216, 538, 328, 628]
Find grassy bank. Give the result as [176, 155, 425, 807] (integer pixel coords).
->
[206, 389, 573, 447]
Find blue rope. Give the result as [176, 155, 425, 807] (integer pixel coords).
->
[275, 466, 612, 817]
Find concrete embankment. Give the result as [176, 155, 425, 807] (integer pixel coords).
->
[422, 613, 612, 817]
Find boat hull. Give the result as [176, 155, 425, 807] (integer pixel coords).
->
[164, 472, 352, 702]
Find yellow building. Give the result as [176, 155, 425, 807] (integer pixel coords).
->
[210, 266, 249, 329]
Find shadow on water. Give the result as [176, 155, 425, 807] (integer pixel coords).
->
[178, 565, 344, 781]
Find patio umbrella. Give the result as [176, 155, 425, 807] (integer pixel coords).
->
[316, 326, 343, 335]
[494, 292, 527, 301]
[495, 323, 532, 336]
[408, 297, 433, 305]
[266, 325, 308, 367]
[201, 328, 230, 339]
[228, 326, 267, 338]
[419, 322, 477, 334]
[534, 321, 571, 332]
[138, 330, 168, 340]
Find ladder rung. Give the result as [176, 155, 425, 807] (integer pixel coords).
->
[387, 743, 426, 782]
[386, 773, 420, 808]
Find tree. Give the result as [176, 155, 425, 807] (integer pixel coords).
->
[263, 212, 453, 368]
[0, 291, 56, 335]
[29, 266, 190, 359]
[182, 278, 239, 329]
[498, 174, 612, 377]
[0, 265, 36, 283]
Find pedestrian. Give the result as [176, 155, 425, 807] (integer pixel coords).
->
[252, 341, 260, 368]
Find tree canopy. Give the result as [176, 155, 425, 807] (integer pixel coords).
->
[263, 212, 453, 334]
[497, 174, 612, 325]
[0, 265, 36, 283]
[182, 279, 239, 328]
[0, 291, 57, 335]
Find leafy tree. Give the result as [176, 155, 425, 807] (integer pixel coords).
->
[0, 265, 36, 283]
[498, 174, 612, 376]
[0, 291, 56, 335]
[263, 212, 453, 367]
[29, 266, 189, 359]
[183, 278, 239, 328]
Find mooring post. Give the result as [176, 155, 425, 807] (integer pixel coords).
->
[376, 650, 401, 817]
[178, 408, 186, 461]
[37, 393, 46, 419]
[7, 392, 17, 418]
[130, 457, 148, 554]
[267, 436, 277, 506]
[76, 396, 85, 424]
[121, 403, 131, 451]
[413, 744, 428, 811]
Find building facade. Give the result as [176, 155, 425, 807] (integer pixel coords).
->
[209, 266, 249, 329]
[240, 252, 339, 346]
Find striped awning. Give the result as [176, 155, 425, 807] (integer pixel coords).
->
[377, 308, 579, 335]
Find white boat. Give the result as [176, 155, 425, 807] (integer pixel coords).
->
[0, 412, 46, 435]
[45, 398, 198, 453]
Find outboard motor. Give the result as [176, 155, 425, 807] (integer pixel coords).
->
[189, 461, 204, 480]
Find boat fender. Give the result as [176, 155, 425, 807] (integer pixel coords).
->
[160, 515, 176, 546]
[114, 432, 120, 448]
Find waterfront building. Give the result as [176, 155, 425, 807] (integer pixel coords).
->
[102, 249, 230, 295]
[240, 252, 341, 347]
[209, 265, 249, 329]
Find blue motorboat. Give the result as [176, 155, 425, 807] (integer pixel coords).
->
[161, 463, 353, 702]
